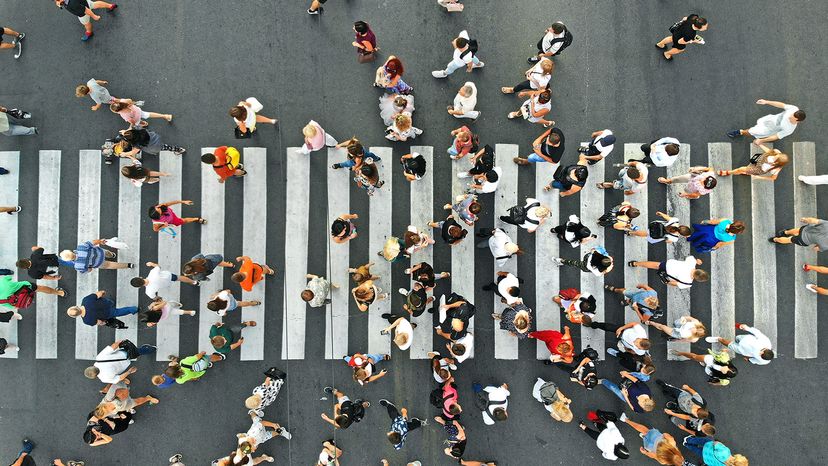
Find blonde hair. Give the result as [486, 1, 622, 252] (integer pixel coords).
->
[691, 324, 707, 339]
[211, 336, 227, 349]
[655, 440, 684, 466]
[395, 113, 412, 131]
[60, 250, 75, 261]
[93, 403, 113, 419]
[726, 454, 748, 466]
[75, 84, 90, 97]
[534, 206, 551, 219]
[639, 397, 656, 412]
[67, 306, 82, 317]
[551, 401, 573, 422]
[245, 395, 261, 409]
[514, 314, 529, 332]
[539, 59, 555, 75]
[151, 375, 165, 386]
[394, 333, 409, 348]
[302, 124, 318, 138]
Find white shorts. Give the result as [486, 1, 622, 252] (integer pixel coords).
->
[140, 110, 151, 119]
[77, 0, 95, 24]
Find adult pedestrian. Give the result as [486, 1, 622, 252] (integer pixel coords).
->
[552, 214, 596, 248]
[447, 332, 473, 364]
[167, 351, 213, 385]
[84, 339, 156, 384]
[472, 382, 510, 425]
[469, 167, 502, 194]
[60, 239, 132, 273]
[75, 78, 118, 110]
[246, 367, 287, 417]
[374, 56, 413, 94]
[67, 290, 138, 327]
[501, 58, 554, 94]
[202, 146, 246, 183]
[626, 212, 690, 245]
[210, 320, 257, 358]
[354, 162, 384, 196]
[207, 289, 260, 317]
[344, 352, 389, 385]
[95, 382, 158, 421]
[182, 253, 233, 282]
[1, 26, 24, 59]
[400, 152, 427, 182]
[433, 416, 467, 461]
[379, 399, 426, 450]
[597, 202, 642, 233]
[544, 155, 589, 197]
[299, 120, 338, 155]
[768, 217, 828, 251]
[635, 137, 680, 167]
[579, 129, 616, 165]
[436, 375, 463, 422]
[110, 99, 172, 127]
[600, 371, 655, 413]
[433, 294, 475, 342]
[232, 255, 275, 292]
[528, 21, 573, 63]
[646, 316, 706, 343]
[670, 349, 738, 386]
[579, 411, 630, 460]
[500, 198, 550, 233]
[658, 166, 717, 199]
[445, 193, 481, 226]
[598, 161, 648, 195]
[428, 351, 457, 383]
[428, 214, 467, 245]
[529, 327, 574, 363]
[655, 380, 711, 425]
[0, 106, 36, 136]
[553, 246, 614, 276]
[492, 302, 533, 339]
[349, 262, 378, 284]
[620, 416, 684, 465]
[727, 99, 804, 144]
[380, 315, 415, 351]
[514, 126, 564, 165]
[476, 228, 521, 267]
[457, 144, 495, 179]
[554, 288, 596, 325]
[330, 213, 358, 244]
[403, 225, 435, 255]
[706, 323, 774, 365]
[131, 261, 198, 299]
[84, 412, 130, 446]
[118, 127, 186, 156]
[321, 387, 369, 429]
[230, 97, 277, 137]
[483, 271, 523, 305]
[688, 218, 745, 253]
[432, 30, 484, 78]
[584, 321, 651, 356]
[384, 112, 422, 141]
[148, 200, 205, 233]
[717, 145, 788, 180]
[120, 156, 168, 187]
[398, 282, 431, 317]
[605, 283, 661, 321]
[352, 21, 378, 62]
[302, 274, 334, 308]
[140, 299, 196, 328]
[629, 256, 708, 289]
[507, 89, 553, 126]
[681, 437, 748, 466]
[656, 14, 708, 60]
[448, 82, 479, 120]
[332, 137, 382, 170]
[54, 0, 118, 42]
[351, 279, 388, 312]
[0, 275, 64, 319]
[447, 125, 475, 160]
[17, 245, 70, 281]
[531, 378, 573, 423]
[552, 347, 599, 389]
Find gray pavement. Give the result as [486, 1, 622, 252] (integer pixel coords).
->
[1, 1, 827, 465]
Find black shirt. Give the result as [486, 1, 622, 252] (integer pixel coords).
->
[673, 15, 698, 43]
[540, 128, 565, 163]
[27, 247, 60, 280]
[402, 155, 426, 178]
[65, 0, 88, 17]
[441, 218, 465, 245]
[553, 164, 587, 190]
[412, 262, 435, 287]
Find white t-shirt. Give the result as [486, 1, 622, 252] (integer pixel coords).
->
[527, 62, 551, 89]
[481, 385, 510, 425]
[452, 332, 474, 363]
[488, 228, 514, 267]
[622, 162, 648, 193]
[648, 216, 680, 244]
[731, 326, 772, 365]
[497, 273, 521, 305]
[596, 422, 625, 460]
[665, 256, 697, 289]
[618, 324, 648, 355]
[759, 155, 784, 177]
[477, 166, 502, 193]
[432, 357, 457, 383]
[394, 318, 414, 351]
[649, 137, 680, 167]
[749, 104, 799, 139]
[675, 319, 698, 339]
[541, 30, 566, 55]
[144, 266, 174, 299]
[450, 30, 474, 67]
[520, 197, 545, 231]
[591, 129, 615, 159]
[94, 346, 131, 384]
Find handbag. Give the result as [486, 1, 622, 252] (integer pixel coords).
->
[118, 339, 141, 359]
[374, 66, 389, 87]
[234, 126, 252, 139]
[357, 51, 376, 63]
[105, 318, 128, 329]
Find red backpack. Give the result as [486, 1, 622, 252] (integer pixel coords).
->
[0, 285, 36, 309]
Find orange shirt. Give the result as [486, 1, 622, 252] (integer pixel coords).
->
[212, 146, 239, 181]
[239, 257, 264, 291]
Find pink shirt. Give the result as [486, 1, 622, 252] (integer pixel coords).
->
[304, 120, 326, 151]
[687, 171, 716, 196]
[118, 105, 143, 125]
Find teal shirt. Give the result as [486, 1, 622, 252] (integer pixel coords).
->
[714, 219, 736, 242]
[703, 441, 732, 466]
[209, 324, 234, 354]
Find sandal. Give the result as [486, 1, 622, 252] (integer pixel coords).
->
[663, 53, 673, 61]
[655, 43, 666, 50]
[501, 87, 514, 94]
[604, 284, 618, 292]
[627, 261, 637, 267]
[507, 112, 520, 119]
[198, 218, 207, 224]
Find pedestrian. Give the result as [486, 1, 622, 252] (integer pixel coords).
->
[321, 387, 369, 429]
[681, 437, 748, 466]
[110, 99, 172, 127]
[552, 214, 596, 248]
[316, 440, 341, 466]
[472, 382, 510, 425]
[83, 339, 156, 384]
[456, 144, 495, 179]
[579, 129, 616, 165]
[469, 166, 502, 194]
[655, 379, 712, 425]
[552, 246, 614, 276]
[447, 82, 479, 120]
[202, 146, 246, 183]
[597, 202, 642, 233]
[656, 14, 708, 60]
[207, 289, 261, 317]
[531, 377, 573, 422]
[718, 145, 788, 181]
[501, 58, 554, 95]
[433, 375, 462, 422]
[232, 255, 276, 291]
[374, 56, 413, 94]
[552, 347, 599, 389]
[380, 314, 416, 351]
[513, 125, 564, 165]
[140, 299, 196, 328]
[635, 137, 681, 167]
[167, 351, 213, 385]
[344, 352, 389, 385]
[434, 294, 475, 342]
[670, 349, 738, 386]
[598, 161, 649, 196]
[398, 282, 431, 317]
[379, 94, 415, 126]
[246, 367, 287, 417]
[646, 316, 706, 343]
[60, 239, 132, 273]
[302, 274, 335, 308]
[331, 137, 382, 170]
[432, 30, 484, 78]
[210, 320, 257, 359]
[529, 21, 573, 63]
[401, 152, 427, 182]
[354, 162, 385, 196]
[706, 323, 774, 365]
[529, 327, 574, 363]
[626, 212, 691, 245]
[17, 245, 70, 281]
[554, 288, 596, 325]
[429, 213, 468, 246]
[579, 410, 630, 461]
[476, 228, 522, 267]
[67, 290, 138, 327]
[131, 261, 199, 299]
[379, 399, 425, 449]
[605, 283, 660, 321]
[619, 415, 684, 465]
[120, 155, 168, 187]
[428, 351, 457, 383]
[54, 0, 118, 42]
[600, 371, 655, 413]
[543, 155, 589, 197]
[84, 412, 129, 446]
[445, 193, 481, 226]
[403, 225, 435, 255]
[300, 120, 338, 155]
[688, 218, 745, 253]
[433, 416, 467, 461]
[148, 200, 206, 234]
[447, 125, 476, 160]
[385, 112, 423, 141]
[1, 26, 24, 59]
[0, 106, 37, 136]
[182, 253, 233, 282]
[446, 332, 474, 364]
[352, 20, 378, 62]
[629, 256, 708, 289]
[584, 321, 651, 356]
[507, 89, 554, 126]
[75, 78, 119, 110]
[349, 262, 378, 284]
[330, 213, 359, 244]
[499, 198, 551, 233]
[483, 271, 523, 305]
[230, 97, 277, 137]
[351, 278, 388, 312]
[94, 382, 158, 421]
[769, 216, 827, 251]
[657, 166, 717, 199]
[728, 98, 804, 144]
[493, 302, 533, 339]
[118, 127, 186, 156]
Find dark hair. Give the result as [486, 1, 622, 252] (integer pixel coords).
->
[691, 16, 708, 28]
[182, 259, 207, 276]
[15, 259, 31, 269]
[507, 287, 520, 297]
[638, 339, 651, 350]
[354, 21, 369, 34]
[615, 444, 630, 459]
[728, 220, 746, 234]
[485, 170, 499, 183]
[584, 374, 598, 389]
[666, 144, 680, 156]
[550, 22, 565, 34]
[455, 37, 468, 48]
[573, 166, 588, 182]
[229, 106, 247, 120]
[547, 131, 562, 145]
[384, 57, 404, 77]
[331, 218, 348, 236]
[580, 299, 596, 313]
[130, 277, 145, 288]
[469, 202, 482, 214]
[121, 128, 150, 146]
[201, 153, 216, 164]
[147, 205, 166, 220]
[346, 140, 364, 156]
[576, 225, 592, 239]
[387, 432, 402, 445]
[139, 310, 162, 324]
[448, 225, 467, 239]
[452, 343, 466, 356]
[335, 414, 352, 428]
[492, 407, 508, 421]
[626, 207, 641, 219]
[537, 89, 552, 104]
[448, 403, 462, 415]
[761, 349, 775, 360]
[793, 110, 806, 121]
[703, 176, 717, 189]
[165, 364, 183, 379]
[207, 298, 227, 311]
[301, 290, 314, 302]
[121, 164, 146, 180]
[231, 272, 245, 283]
[627, 167, 641, 180]
[676, 225, 693, 237]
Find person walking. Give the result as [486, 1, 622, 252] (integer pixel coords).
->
[769, 216, 828, 251]
[54, 0, 118, 42]
[83, 339, 156, 384]
[706, 323, 774, 365]
[448, 82, 479, 120]
[472, 382, 510, 425]
[230, 98, 278, 137]
[379, 93, 415, 126]
[493, 302, 533, 339]
[75, 78, 119, 110]
[579, 410, 630, 460]
[246, 367, 287, 417]
[670, 349, 738, 386]
[447, 125, 476, 160]
[681, 437, 748, 466]
[552, 214, 596, 248]
[120, 155, 169, 187]
[499, 198, 550, 233]
[605, 284, 660, 321]
[597, 202, 642, 233]
[118, 127, 186, 156]
[210, 320, 257, 358]
[131, 261, 198, 299]
[619, 415, 684, 465]
[579, 129, 616, 165]
[584, 321, 651, 356]
[629, 256, 708, 289]
[552, 348, 599, 389]
[384, 112, 422, 141]
[332, 137, 382, 170]
[507, 89, 553, 126]
[646, 316, 706, 343]
[446, 193, 481, 226]
[140, 299, 196, 328]
[477, 228, 521, 267]
[544, 155, 589, 197]
[321, 387, 369, 429]
[688, 218, 745, 253]
[554, 288, 596, 325]
[634, 137, 681, 167]
[182, 253, 233, 282]
[727, 99, 805, 144]
[483, 271, 523, 305]
[148, 200, 205, 234]
[379, 399, 426, 450]
[1, 26, 24, 59]
[232, 256, 276, 292]
[625, 212, 691, 245]
[379, 315, 415, 351]
[658, 166, 717, 199]
[17, 245, 70, 281]
[428, 214, 467, 245]
[514, 126, 565, 165]
[599, 371, 655, 413]
[302, 274, 334, 308]
[531, 378, 573, 423]
[432, 30, 484, 78]
[401, 152, 427, 182]
[60, 239, 132, 273]
[0, 105, 36, 136]
[655, 379, 711, 426]
[344, 352, 390, 385]
[167, 351, 213, 384]
[300, 121, 338, 155]
[501, 58, 554, 95]
[330, 213, 359, 244]
[717, 145, 788, 181]
[374, 56, 413, 94]
[552, 246, 614, 276]
[597, 161, 648, 195]
[67, 290, 138, 327]
[207, 289, 261, 317]
[529, 327, 574, 363]
[528, 21, 573, 63]
[352, 21, 378, 62]
[351, 279, 388, 312]
[110, 99, 172, 127]
[656, 14, 708, 61]
[202, 146, 246, 183]
[0, 275, 65, 319]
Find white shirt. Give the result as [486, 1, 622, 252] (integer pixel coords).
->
[216, 290, 234, 317]
[596, 422, 626, 460]
[394, 318, 413, 351]
[453, 82, 478, 113]
[450, 30, 474, 67]
[621, 162, 648, 193]
[488, 228, 514, 267]
[476, 166, 502, 193]
[527, 62, 551, 89]
[481, 385, 510, 425]
[520, 197, 545, 231]
[452, 332, 474, 363]
[618, 324, 648, 355]
[531, 377, 555, 413]
[497, 273, 521, 305]
[649, 137, 681, 167]
[675, 319, 698, 339]
[541, 30, 566, 55]
[750, 104, 799, 139]
[94, 346, 131, 384]
[665, 256, 697, 289]
[432, 358, 458, 383]
[591, 129, 615, 159]
[731, 326, 772, 365]
[144, 266, 174, 299]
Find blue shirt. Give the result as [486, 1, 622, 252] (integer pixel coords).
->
[81, 293, 116, 326]
[73, 241, 106, 273]
[391, 415, 409, 450]
[703, 441, 732, 466]
[156, 374, 176, 388]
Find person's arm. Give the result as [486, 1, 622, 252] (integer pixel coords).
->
[802, 217, 822, 225]
[756, 98, 787, 109]
[366, 369, 388, 383]
[665, 408, 691, 420]
[334, 137, 356, 149]
[90, 432, 113, 446]
[95, 290, 106, 298]
[230, 337, 245, 350]
[682, 384, 699, 396]
[383, 317, 403, 333]
[118, 367, 138, 382]
[615, 322, 636, 337]
[620, 370, 639, 382]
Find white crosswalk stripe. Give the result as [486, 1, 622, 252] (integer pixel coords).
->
[451, 148, 475, 358]
[493, 144, 519, 359]
[0, 142, 820, 361]
[623, 144, 649, 329]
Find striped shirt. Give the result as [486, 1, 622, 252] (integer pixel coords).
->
[73, 241, 106, 273]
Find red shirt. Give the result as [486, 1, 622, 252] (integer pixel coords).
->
[530, 330, 574, 362]
[212, 146, 236, 181]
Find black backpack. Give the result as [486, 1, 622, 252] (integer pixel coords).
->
[648, 221, 667, 239]
[460, 39, 479, 58]
[508, 202, 541, 225]
[548, 29, 573, 55]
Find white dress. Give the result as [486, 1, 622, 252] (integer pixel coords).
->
[378, 94, 414, 126]
[236, 97, 264, 131]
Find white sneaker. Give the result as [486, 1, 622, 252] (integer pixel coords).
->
[472, 61, 485, 68]
[279, 428, 292, 440]
[552, 257, 564, 266]
[704, 336, 719, 343]
[457, 172, 470, 179]
[806, 284, 819, 293]
[619, 413, 628, 422]
[431, 70, 448, 78]
[398, 288, 409, 296]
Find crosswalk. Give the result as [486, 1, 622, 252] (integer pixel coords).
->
[0, 142, 820, 361]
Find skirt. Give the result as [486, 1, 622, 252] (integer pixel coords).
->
[688, 224, 719, 253]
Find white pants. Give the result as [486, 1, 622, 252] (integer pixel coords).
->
[799, 174, 828, 186]
[299, 133, 337, 155]
[453, 110, 480, 119]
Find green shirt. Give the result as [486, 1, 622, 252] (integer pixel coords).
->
[0, 276, 31, 311]
[209, 324, 234, 354]
[175, 354, 207, 384]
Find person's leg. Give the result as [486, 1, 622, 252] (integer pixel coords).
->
[804, 264, 828, 274]
[132, 395, 159, 407]
[645, 320, 672, 337]
[35, 285, 65, 296]
[798, 174, 828, 185]
[670, 173, 692, 183]
[512, 81, 533, 93]
[255, 114, 278, 124]
[0, 206, 20, 213]
[622, 418, 650, 435]
[308, 0, 321, 12]
[4, 123, 36, 136]
[629, 261, 660, 270]
[584, 321, 621, 333]
[682, 436, 711, 458]
[333, 159, 356, 169]
[137, 344, 157, 356]
[99, 261, 132, 269]
[237, 300, 262, 307]
[380, 399, 400, 419]
[581, 424, 601, 441]
[599, 379, 625, 402]
[91, 1, 114, 8]
[112, 306, 139, 317]
[673, 350, 705, 363]
[657, 380, 683, 400]
[457, 110, 480, 119]
[656, 35, 674, 48]
[406, 418, 423, 431]
[443, 61, 463, 76]
[560, 258, 588, 272]
[145, 112, 173, 121]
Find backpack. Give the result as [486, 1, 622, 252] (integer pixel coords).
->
[430, 387, 450, 408]
[460, 39, 479, 59]
[508, 202, 541, 225]
[538, 381, 559, 405]
[0, 285, 36, 310]
[648, 221, 667, 239]
[547, 30, 573, 54]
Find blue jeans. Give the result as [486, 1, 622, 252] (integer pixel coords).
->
[600, 379, 625, 402]
[527, 153, 549, 163]
[683, 436, 712, 459]
[137, 344, 157, 356]
[472, 382, 483, 393]
[550, 180, 566, 190]
[1, 123, 36, 136]
[344, 353, 386, 364]
[445, 56, 481, 75]
[336, 151, 380, 168]
[112, 306, 139, 318]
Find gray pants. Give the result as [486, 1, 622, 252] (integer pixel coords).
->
[1, 123, 35, 136]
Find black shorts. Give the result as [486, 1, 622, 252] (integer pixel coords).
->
[791, 235, 808, 246]
[671, 35, 687, 50]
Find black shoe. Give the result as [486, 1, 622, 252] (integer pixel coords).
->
[527, 56, 540, 64]
[331, 164, 341, 169]
[381, 313, 392, 319]
[543, 360, 554, 365]
[264, 367, 287, 380]
[775, 230, 788, 237]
